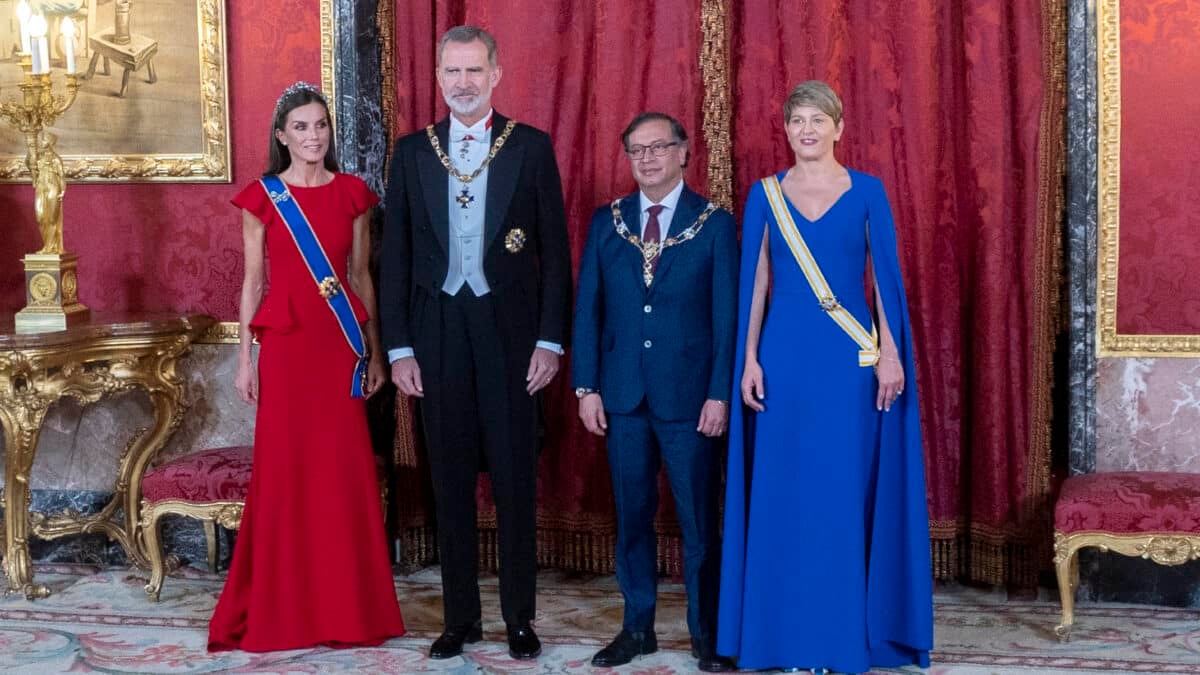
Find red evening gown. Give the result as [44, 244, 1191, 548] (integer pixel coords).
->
[208, 173, 405, 651]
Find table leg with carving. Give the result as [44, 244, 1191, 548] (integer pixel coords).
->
[0, 395, 54, 599]
[120, 377, 188, 567]
[29, 339, 190, 569]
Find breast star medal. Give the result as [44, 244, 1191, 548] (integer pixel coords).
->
[505, 228, 527, 253]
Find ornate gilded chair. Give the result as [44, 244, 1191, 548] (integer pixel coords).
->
[139, 445, 390, 601]
[139, 445, 251, 601]
[1053, 471, 1200, 640]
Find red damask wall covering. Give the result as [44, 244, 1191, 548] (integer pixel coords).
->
[0, 0, 322, 319]
[1117, 0, 1200, 334]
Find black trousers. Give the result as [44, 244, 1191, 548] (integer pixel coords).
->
[414, 288, 539, 628]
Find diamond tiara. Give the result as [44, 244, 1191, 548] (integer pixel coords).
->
[275, 81, 326, 113]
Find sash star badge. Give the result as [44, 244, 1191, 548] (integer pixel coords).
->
[504, 228, 527, 253]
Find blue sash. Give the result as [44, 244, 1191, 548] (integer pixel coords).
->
[261, 175, 367, 398]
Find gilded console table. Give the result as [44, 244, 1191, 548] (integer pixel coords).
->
[0, 312, 213, 599]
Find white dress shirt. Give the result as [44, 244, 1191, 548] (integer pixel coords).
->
[639, 179, 685, 238]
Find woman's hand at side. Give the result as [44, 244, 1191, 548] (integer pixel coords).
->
[364, 352, 387, 398]
[741, 358, 766, 412]
[235, 356, 258, 404]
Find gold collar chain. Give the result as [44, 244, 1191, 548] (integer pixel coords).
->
[610, 199, 718, 286]
[427, 119, 517, 184]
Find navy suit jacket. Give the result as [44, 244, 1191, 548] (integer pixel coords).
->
[572, 185, 738, 421]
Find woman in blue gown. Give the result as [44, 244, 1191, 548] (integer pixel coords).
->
[716, 81, 932, 673]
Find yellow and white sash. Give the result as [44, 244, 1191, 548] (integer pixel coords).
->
[761, 175, 879, 367]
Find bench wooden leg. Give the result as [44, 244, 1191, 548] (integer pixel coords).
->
[141, 505, 166, 602]
[1053, 532, 1078, 641]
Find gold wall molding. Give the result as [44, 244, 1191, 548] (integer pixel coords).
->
[699, 0, 733, 212]
[0, 0, 231, 183]
[321, 0, 336, 119]
[1096, 0, 1200, 356]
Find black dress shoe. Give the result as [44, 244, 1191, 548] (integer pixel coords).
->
[591, 629, 658, 667]
[691, 638, 736, 672]
[429, 621, 482, 659]
[506, 622, 541, 659]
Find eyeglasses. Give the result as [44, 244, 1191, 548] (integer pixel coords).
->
[625, 141, 679, 160]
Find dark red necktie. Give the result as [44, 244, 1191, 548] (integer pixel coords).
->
[644, 204, 664, 272]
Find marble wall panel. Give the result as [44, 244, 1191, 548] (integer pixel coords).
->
[1096, 357, 1200, 472]
[1066, 0, 1097, 475]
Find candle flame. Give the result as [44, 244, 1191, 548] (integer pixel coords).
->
[28, 13, 48, 38]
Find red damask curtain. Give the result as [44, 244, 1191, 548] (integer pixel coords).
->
[384, 1, 1064, 587]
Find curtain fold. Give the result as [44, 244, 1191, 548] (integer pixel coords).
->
[385, 0, 1065, 587]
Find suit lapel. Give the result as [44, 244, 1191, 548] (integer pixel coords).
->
[650, 186, 704, 291]
[484, 112, 524, 254]
[618, 193, 645, 288]
[416, 117, 451, 256]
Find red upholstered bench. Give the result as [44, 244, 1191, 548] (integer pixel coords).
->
[138, 445, 390, 601]
[139, 446, 252, 601]
[1053, 471, 1200, 639]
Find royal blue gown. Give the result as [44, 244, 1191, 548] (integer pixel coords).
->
[716, 169, 932, 673]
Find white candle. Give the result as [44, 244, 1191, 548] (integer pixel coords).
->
[28, 14, 48, 73]
[61, 18, 76, 73]
[29, 39, 41, 74]
[37, 36, 49, 72]
[16, 0, 32, 54]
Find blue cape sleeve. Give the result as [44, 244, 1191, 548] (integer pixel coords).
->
[862, 171, 933, 663]
[716, 179, 770, 655]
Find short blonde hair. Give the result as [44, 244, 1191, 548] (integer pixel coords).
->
[782, 80, 843, 125]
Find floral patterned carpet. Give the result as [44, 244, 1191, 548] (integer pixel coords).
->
[2, 564, 1200, 673]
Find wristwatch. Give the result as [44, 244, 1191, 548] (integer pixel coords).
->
[575, 387, 598, 399]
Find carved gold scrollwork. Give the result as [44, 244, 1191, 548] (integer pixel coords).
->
[1, 314, 213, 598]
[1137, 536, 1200, 566]
[139, 499, 243, 601]
[1052, 530, 1200, 641]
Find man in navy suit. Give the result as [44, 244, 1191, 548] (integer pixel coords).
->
[572, 113, 737, 672]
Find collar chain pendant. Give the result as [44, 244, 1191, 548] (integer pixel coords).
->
[609, 198, 718, 287]
[428, 119, 517, 184]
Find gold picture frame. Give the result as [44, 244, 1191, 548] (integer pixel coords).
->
[0, 0, 230, 183]
[1096, 0, 1200, 356]
[197, 0, 335, 344]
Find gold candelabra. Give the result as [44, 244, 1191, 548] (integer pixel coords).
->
[1, 52, 88, 332]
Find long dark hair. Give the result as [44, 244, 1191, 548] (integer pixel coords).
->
[264, 85, 340, 177]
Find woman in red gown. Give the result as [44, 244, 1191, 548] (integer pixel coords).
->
[208, 82, 406, 651]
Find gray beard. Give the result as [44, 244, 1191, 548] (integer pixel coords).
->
[445, 94, 482, 117]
